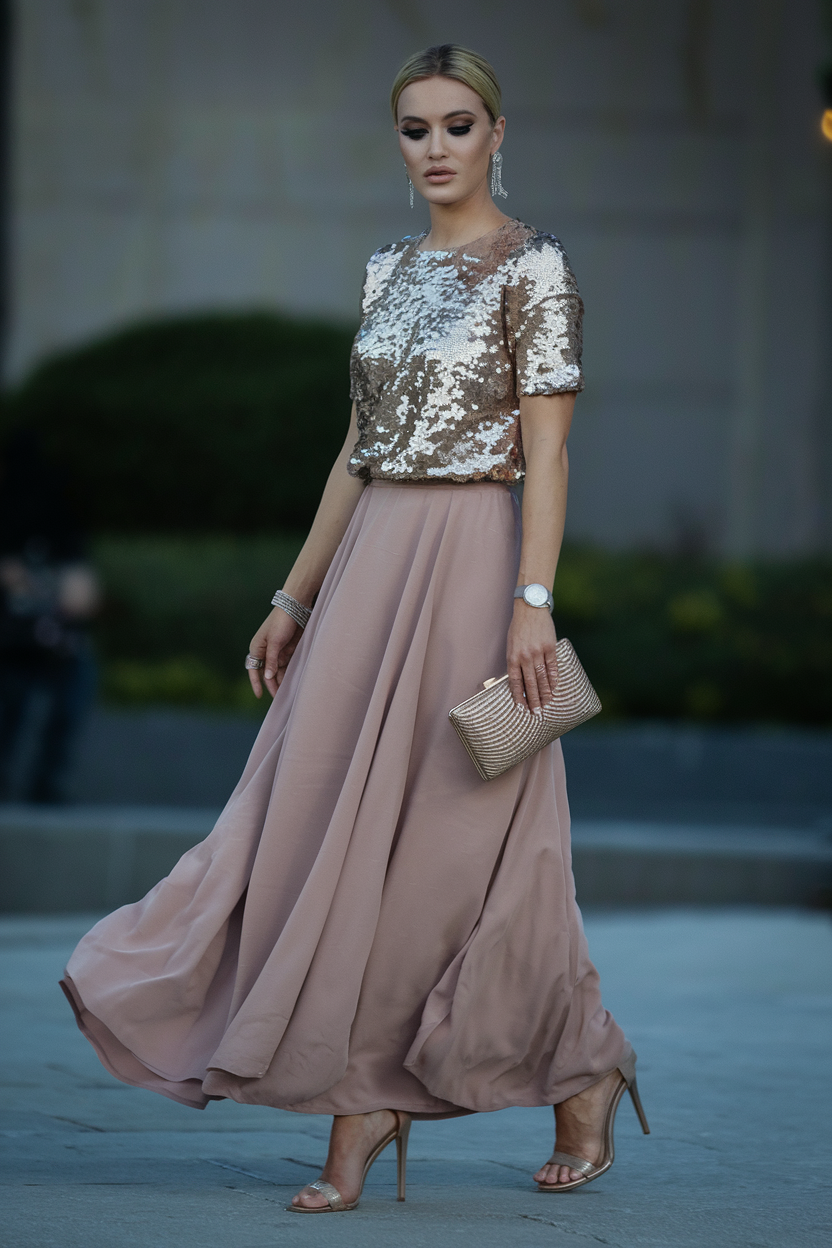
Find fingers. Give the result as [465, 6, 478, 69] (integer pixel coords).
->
[508, 664, 526, 709]
[528, 653, 560, 711]
[545, 653, 559, 697]
[263, 631, 283, 699]
[508, 648, 559, 711]
[247, 637, 267, 699]
[507, 608, 559, 710]
[522, 658, 543, 712]
[273, 637, 298, 689]
[248, 608, 301, 700]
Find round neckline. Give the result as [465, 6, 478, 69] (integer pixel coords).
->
[412, 218, 517, 256]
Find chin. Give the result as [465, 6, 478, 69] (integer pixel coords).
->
[421, 184, 468, 206]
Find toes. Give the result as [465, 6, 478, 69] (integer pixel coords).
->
[536, 1163, 583, 1187]
[293, 1188, 328, 1209]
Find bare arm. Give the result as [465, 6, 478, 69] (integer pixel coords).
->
[506, 391, 575, 710]
[248, 403, 366, 698]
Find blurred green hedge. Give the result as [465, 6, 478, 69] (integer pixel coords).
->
[6, 311, 356, 531]
[554, 549, 832, 724]
[94, 533, 305, 715]
[5, 313, 830, 724]
[92, 535, 832, 725]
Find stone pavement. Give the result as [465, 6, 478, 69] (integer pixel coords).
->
[1, 909, 830, 1248]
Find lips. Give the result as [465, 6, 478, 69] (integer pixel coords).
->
[424, 167, 456, 182]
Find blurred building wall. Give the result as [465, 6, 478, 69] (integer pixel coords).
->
[8, 0, 832, 554]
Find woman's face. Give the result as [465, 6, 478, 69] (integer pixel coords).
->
[396, 76, 505, 207]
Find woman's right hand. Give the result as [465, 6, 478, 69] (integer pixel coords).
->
[247, 606, 304, 699]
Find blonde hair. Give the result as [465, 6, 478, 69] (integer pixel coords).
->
[391, 44, 502, 124]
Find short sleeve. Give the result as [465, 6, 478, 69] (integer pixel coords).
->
[349, 264, 370, 403]
[505, 235, 584, 396]
[349, 243, 401, 402]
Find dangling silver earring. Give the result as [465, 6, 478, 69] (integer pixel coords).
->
[405, 164, 414, 209]
[490, 152, 508, 199]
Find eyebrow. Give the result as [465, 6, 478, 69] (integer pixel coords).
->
[399, 110, 477, 123]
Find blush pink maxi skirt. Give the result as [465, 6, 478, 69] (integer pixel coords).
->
[61, 480, 625, 1118]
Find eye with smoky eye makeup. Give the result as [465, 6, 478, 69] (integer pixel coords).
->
[400, 123, 474, 140]
[398, 111, 479, 141]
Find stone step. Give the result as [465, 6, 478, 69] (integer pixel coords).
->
[8, 709, 830, 828]
[1, 805, 829, 913]
[571, 820, 832, 907]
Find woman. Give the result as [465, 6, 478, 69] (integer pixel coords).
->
[61, 44, 648, 1213]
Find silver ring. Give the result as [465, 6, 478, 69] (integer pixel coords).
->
[245, 654, 264, 670]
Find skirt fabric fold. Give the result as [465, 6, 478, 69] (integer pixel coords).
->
[62, 480, 625, 1117]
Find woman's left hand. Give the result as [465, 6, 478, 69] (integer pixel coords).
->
[506, 602, 559, 711]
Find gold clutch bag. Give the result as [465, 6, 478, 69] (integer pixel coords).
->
[448, 638, 601, 781]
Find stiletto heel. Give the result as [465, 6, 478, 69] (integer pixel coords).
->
[287, 1110, 412, 1213]
[618, 1045, 650, 1135]
[537, 1045, 649, 1193]
[395, 1113, 411, 1201]
[627, 1075, 650, 1135]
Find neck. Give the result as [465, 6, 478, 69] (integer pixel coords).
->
[422, 183, 510, 251]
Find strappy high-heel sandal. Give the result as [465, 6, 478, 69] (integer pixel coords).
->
[537, 1045, 650, 1193]
[286, 1110, 412, 1213]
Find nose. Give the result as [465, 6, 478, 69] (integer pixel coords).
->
[427, 125, 448, 160]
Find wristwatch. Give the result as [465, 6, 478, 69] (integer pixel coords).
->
[514, 583, 554, 611]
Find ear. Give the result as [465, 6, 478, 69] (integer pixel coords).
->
[491, 115, 506, 153]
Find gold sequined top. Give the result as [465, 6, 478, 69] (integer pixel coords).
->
[348, 218, 584, 483]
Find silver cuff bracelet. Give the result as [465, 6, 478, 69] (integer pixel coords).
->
[271, 590, 312, 630]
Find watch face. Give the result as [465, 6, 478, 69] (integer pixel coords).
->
[524, 583, 549, 608]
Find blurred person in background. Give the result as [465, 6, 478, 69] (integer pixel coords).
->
[0, 428, 100, 804]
